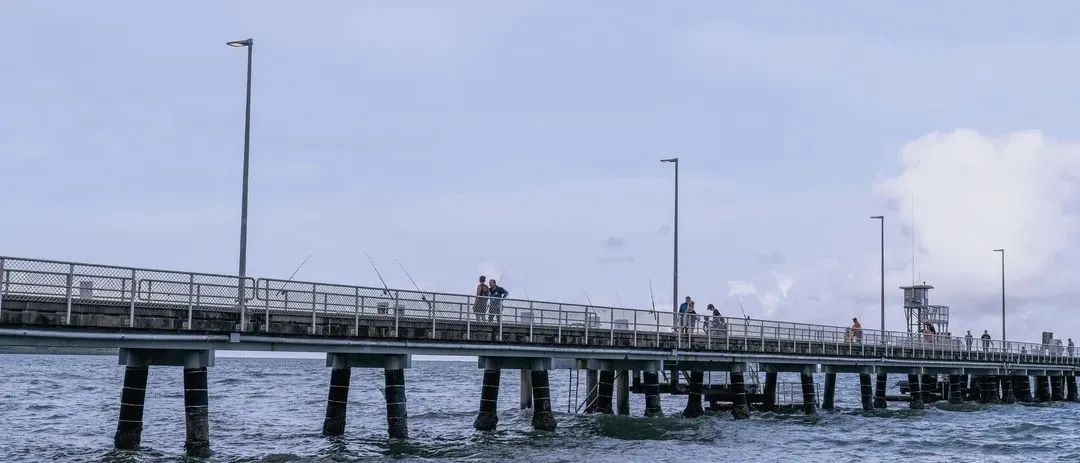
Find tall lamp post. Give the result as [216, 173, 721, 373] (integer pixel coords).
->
[871, 216, 884, 336]
[227, 38, 254, 328]
[660, 157, 678, 329]
[994, 249, 1006, 343]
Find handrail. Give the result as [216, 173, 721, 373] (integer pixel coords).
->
[0, 255, 1076, 365]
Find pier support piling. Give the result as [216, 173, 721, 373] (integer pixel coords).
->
[473, 369, 500, 431]
[907, 374, 924, 410]
[874, 373, 888, 409]
[585, 369, 599, 413]
[1001, 376, 1016, 404]
[531, 370, 556, 431]
[1014, 376, 1033, 402]
[800, 372, 817, 415]
[988, 376, 1002, 403]
[730, 371, 750, 419]
[763, 371, 778, 412]
[322, 366, 351, 436]
[1068, 376, 1078, 402]
[920, 374, 936, 403]
[643, 371, 663, 417]
[859, 373, 874, 411]
[822, 372, 836, 411]
[520, 369, 533, 409]
[1036, 375, 1051, 402]
[596, 370, 615, 414]
[1051, 376, 1066, 401]
[183, 367, 211, 458]
[948, 374, 963, 404]
[616, 370, 630, 416]
[113, 365, 148, 450]
[384, 369, 409, 439]
[682, 370, 704, 418]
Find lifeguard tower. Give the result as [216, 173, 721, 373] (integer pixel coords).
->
[901, 283, 950, 335]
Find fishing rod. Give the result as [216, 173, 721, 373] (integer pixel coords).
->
[276, 254, 311, 297]
[735, 294, 749, 320]
[365, 253, 392, 296]
[397, 260, 433, 311]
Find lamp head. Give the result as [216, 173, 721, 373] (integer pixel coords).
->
[660, 157, 678, 163]
[870, 215, 884, 219]
[994, 249, 1004, 252]
[226, 38, 254, 48]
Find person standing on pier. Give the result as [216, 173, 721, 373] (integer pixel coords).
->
[965, 330, 974, 351]
[980, 330, 991, 352]
[851, 318, 862, 343]
[685, 301, 697, 334]
[473, 275, 490, 322]
[678, 297, 691, 333]
[487, 279, 509, 322]
[1069, 338, 1075, 357]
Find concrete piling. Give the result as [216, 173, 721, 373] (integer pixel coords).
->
[682, 370, 704, 418]
[585, 369, 599, 413]
[987, 376, 1002, 403]
[874, 373, 888, 409]
[596, 370, 615, 414]
[822, 372, 836, 411]
[907, 374, 924, 410]
[183, 367, 211, 458]
[520, 369, 533, 409]
[1036, 375, 1052, 402]
[1001, 376, 1016, 404]
[763, 371, 778, 412]
[643, 371, 663, 417]
[113, 365, 148, 450]
[384, 369, 409, 438]
[800, 372, 817, 415]
[473, 369, 500, 431]
[920, 374, 936, 403]
[1051, 376, 1066, 401]
[948, 374, 963, 404]
[322, 366, 351, 436]
[530, 370, 557, 431]
[1067, 375, 1078, 402]
[859, 373, 874, 411]
[615, 370, 630, 415]
[1014, 376, 1033, 402]
[730, 371, 750, 419]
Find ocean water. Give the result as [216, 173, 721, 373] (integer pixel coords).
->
[1, 355, 1078, 462]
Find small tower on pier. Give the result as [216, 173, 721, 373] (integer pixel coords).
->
[901, 283, 950, 335]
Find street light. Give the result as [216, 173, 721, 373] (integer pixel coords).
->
[660, 157, 678, 330]
[228, 37, 254, 329]
[994, 249, 1005, 342]
[870, 216, 884, 335]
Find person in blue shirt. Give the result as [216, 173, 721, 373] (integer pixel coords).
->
[487, 279, 509, 322]
[678, 296, 692, 334]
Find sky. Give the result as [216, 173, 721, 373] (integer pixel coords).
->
[3, 1, 1080, 344]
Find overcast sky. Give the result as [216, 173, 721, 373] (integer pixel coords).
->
[4, 1, 1080, 343]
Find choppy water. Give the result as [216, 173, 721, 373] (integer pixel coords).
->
[2, 355, 1078, 462]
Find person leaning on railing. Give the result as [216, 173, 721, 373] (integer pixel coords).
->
[487, 279, 508, 322]
[851, 318, 862, 343]
[472, 275, 489, 322]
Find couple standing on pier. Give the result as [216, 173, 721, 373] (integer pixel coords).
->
[473, 275, 509, 322]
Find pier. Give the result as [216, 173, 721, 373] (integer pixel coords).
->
[2, 255, 1078, 457]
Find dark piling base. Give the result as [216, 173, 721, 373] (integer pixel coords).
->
[822, 372, 836, 411]
[643, 371, 663, 417]
[730, 371, 750, 419]
[585, 369, 598, 413]
[531, 370, 556, 431]
[682, 370, 704, 418]
[1001, 376, 1016, 404]
[988, 376, 1002, 403]
[800, 372, 817, 415]
[616, 370, 630, 415]
[907, 374, 924, 410]
[763, 371, 778, 412]
[473, 369, 500, 431]
[948, 374, 963, 404]
[596, 370, 615, 414]
[1036, 376, 1052, 402]
[384, 369, 409, 439]
[859, 373, 874, 411]
[920, 374, 936, 403]
[874, 373, 888, 409]
[1014, 376, 1033, 402]
[183, 367, 211, 458]
[322, 367, 351, 436]
[114, 365, 148, 450]
[1068, 376, 1079, 402]
[1051, 376, 1066, 401]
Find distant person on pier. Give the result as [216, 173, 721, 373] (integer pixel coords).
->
[965, 330, 973, 351]
[851, 318, 863, 343]
[685, 301, 697, 334]
[980, 330, 991, 352]
[678, 297, 691, 333]
[473, 275, 489, 322]
[707, 304, 727, 336]
[1069, 338, 1075, 357]
[487, 279, 509, 322]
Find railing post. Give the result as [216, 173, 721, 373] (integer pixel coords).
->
[557, 304, 563, 344]
[655, 312, 660, 348]
[0, 258, 6, 320]
[354, 291, 362, 336]
[498, 298, 503, 341]
[65, 264, 73, 324]
[466, 301, 471, 340]
[430, 294, 436, 339]
[187, 274, 194, 330]
[584, 308, 590, 345]
[529, 305, 534, 343]
[393, 290, 400, 337]
[633, 311, 637, 347]
[310, 284, 317, 334]
[128, 268, 137, 327]
[263, 281, 271, 333]
[322, 293, 328, 333]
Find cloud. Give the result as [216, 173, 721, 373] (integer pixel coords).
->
[603, 236, 626, 250]
[596, 256, 634, 264]
[726, 271, 794, 317]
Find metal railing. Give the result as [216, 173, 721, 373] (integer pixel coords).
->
[1, 255, 1077, 367]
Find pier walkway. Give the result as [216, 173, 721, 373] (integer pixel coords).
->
[2, 255, 1077, 456]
